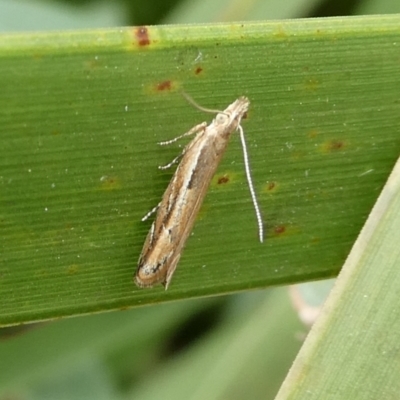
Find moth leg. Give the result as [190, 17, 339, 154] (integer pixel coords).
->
[158, 154, 182, 170]
[158, 122, 207, 146]
[141, 202, 160, 221]
[158, 122, 207, 169]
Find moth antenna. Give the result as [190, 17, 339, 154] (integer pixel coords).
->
[238, 125, 264, 243]
[181, 91, 224, 114]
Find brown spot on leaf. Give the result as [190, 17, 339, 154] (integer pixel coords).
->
[135, 26, 150, 46]
[195, 67, 203, 75]
[274, 225, 286, 235]
[157, 80, 172, 91]
[267, 181, 276, 191]
[328, 140, 344, 151]
[320, 139, 346, 153]
[217, 175, 229, 184]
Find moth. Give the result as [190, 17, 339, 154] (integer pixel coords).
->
[135, 96, 263, 289]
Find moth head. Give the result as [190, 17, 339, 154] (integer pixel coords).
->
[215, 112, 230, 125]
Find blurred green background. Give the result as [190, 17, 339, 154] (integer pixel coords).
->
[1, 0, 399, 399]
[1, 0, 400, 31]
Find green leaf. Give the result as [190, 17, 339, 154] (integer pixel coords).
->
[1, 15, 400, 325]
[276, 157, 400, 399]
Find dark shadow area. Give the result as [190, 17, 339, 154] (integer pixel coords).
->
[307, 0, 364, 17]
[161, 301, 227, 358]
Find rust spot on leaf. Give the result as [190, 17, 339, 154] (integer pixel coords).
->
[217, 175, 229, 184]
[135, 26, 150, 46]
[328, 140, 344, 151]
[267, 181, 276, 191]
[157, 80, 172, 91]
[320, 139, 346, 153]
[274, 225, 286, 235]
[321, 139, 346, 153]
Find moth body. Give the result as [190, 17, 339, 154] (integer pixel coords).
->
[135, 97, 260, 289]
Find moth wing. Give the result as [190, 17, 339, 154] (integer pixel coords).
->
[163, 253, 181, 290]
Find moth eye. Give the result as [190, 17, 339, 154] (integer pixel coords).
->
[216, 113, 228, 124]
